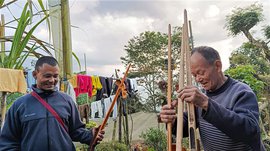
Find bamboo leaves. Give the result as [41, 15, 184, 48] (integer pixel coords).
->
[1, 2, 49, 69]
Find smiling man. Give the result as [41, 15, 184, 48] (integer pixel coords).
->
[0, 56, 104, 151]
[160, 46, 265, 151]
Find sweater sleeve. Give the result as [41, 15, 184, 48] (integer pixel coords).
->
[202, 90, 260, 143]
[0, 102, 21, 151]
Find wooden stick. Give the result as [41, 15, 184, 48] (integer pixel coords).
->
[176, 21, 186, 151]
[183, 9, 197, 151]
[90, 63, 131, 151]
[167, 24, 172, 151]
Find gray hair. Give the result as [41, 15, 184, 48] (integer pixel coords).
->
[191, 46, 221, 65]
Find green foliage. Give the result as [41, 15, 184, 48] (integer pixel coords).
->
[225, 65, 264, 97]
[229, 42, 270, 75]
[121, 27, 182, 113]
[0, 2, 51, 69]
[121, 31, 167, 77]
[225, 3, 263, 36]
[95, 141, 128, 151]
[6, 92, 24, 110]
[139, 127, 167, 151]
[263, 25, 270, 40]
[85, 121, 97, 129]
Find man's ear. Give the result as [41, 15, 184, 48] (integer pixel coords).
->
[32, 70, 37, 79]
[214, 60, 222, 72]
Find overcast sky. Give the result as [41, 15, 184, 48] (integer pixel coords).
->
[2, 0, 270, 77]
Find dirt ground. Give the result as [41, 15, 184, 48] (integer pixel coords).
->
[92, 111, 166, 142]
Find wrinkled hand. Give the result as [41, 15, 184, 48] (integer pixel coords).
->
[92, 126, 105, 145]
[178, 86, 208, 110]
[160, 100, 177, 123]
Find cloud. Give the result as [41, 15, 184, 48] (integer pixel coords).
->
[3, 0, 269, 77]
[68, 0, 267, 76]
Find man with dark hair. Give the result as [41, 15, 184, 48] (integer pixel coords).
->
[0, 56, 104, 151]
[160, 46, 265, 150]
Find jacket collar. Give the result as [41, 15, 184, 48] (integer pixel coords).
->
[32, 84, 58, 98]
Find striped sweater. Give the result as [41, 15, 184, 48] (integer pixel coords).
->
[173, 76, 265, 151]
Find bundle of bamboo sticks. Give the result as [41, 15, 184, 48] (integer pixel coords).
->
[167, 9, 199, 151]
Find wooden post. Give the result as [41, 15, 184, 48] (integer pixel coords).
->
[118, 98, 122, 142]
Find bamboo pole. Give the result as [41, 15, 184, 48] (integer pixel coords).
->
[1, 14, 5, 62]
[176, 9, 198, 151]
[0, 92, 7, 129]
[90, 64, 131, 151]
[167, 24, 173, 151]
[0, 15, 6, 129]
[61, 0, 73, 90]
[184, 13, 197, 151]
[176, 21, 186, 151]
[112, 69, 120, 141]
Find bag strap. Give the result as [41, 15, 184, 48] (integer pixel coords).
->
[31, 91, 68, 132]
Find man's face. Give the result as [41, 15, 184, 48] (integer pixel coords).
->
[33, 63, 59, 91]
[190, 52, 220, 91]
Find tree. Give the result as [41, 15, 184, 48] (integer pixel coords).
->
[121, 27, 181, 113]
[229, 42, 270, 75]
[225, 65, 264, 98]
[225, 3, 270, 63]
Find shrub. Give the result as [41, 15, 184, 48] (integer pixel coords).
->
[139, 127, 167, 151]
[95, 141, 128, 151]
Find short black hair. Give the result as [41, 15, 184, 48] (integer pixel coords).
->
[35, 56, 59, 70]
[191, 46, 220, 65]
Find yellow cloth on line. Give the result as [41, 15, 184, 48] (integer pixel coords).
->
[0, 68, 27, 93]
[60, 75, 78, 91]
[69, 75, 77, 88]
[91, 76, 102, 96]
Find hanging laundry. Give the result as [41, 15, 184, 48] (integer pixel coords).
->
[110, 95, 118, 119]
[103, 97, 111, 116]
[60, 75, 77, 91]
[91, 101, 98, 119]
[127, 79, 133, 94]
[91, 75, 102, 96]
[96, 100, 103, 118]
[78, 104, 90, 123]
[113, 79, 128, 99]
[69, 75, 78, 88]
[64, 81, 77, 105]
[131, 79, 138, 91]
[25, 70, 36, 89]
[74, 74, 92, 97]
[96, 76, 108, 101]
[0, 68, 27, 93]
[105, 77, 113, 97]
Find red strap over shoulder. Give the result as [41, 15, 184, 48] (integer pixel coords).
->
[31, 91, 68, 132]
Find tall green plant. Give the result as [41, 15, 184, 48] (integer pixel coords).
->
[0, 1, 50, 128]
[0, 2, 50, 69]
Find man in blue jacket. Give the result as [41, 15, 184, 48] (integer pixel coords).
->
[160, 46, 265, 151]
[0, 56, 104, 151]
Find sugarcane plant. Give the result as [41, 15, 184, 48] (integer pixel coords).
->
[0, 0, 51, 127]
